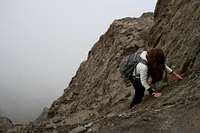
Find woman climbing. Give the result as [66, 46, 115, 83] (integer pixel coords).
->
[129, 48, 183, 108]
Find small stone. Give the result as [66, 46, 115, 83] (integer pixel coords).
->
[106, 113, 116, 118]
[69, 126, 87, 133]
[84, 122, 93, 128]
[142, 117, 151, 121]
[87, 128, 92, 132]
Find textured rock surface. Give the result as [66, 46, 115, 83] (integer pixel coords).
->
[6, 12, 154, 133]
[88, 0, 200, 132]
[69, 126, 87, 133]
[6, 0, 200, 132]
[149, 0, 200, 74]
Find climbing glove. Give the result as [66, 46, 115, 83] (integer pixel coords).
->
[147, 87, 155, 95]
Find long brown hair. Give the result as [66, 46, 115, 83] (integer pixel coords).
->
[146, 48, 166, 84]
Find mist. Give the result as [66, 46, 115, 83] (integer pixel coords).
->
[0, 0, 157, 123]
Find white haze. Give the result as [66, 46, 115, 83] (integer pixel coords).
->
[0, 0, 157, 123]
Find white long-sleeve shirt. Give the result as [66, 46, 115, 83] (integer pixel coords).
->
[133, 51, 173, 90]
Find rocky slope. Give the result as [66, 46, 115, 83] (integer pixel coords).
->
[6, 0, 200, 132]
[7, 12, 155, 133]
[87, 0, 200, 132]
[149, 0, 200, 73]
[47, 12, 154, 122]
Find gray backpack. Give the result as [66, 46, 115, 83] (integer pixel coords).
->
[119, 52, 147, 81]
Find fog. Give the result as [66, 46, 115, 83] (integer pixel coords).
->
[0, 0, 157, 123]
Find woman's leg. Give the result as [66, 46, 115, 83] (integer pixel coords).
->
[130, 79, 145, 108]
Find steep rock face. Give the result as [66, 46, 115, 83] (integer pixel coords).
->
[82, 0, 200, 132]
[6, 13, 154, 133]
[45, 0, 200, 132]
[149, 0, 200, 73]
[48, 13, 154, 122]
[80, 74, 200, 133]
[6, 0, 200, 132]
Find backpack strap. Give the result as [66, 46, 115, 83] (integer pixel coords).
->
[139, 56, 147, 65]
[133, 53, 147, 79]
[135, 52, 147, 65]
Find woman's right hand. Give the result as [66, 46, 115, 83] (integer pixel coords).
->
[172, 71, 183, 80]
[148, 88, 162, 97]
[152, 92, 162, 98]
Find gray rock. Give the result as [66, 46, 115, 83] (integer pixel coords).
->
[69, 126, 87, 133]
[84, 122, 93, 128]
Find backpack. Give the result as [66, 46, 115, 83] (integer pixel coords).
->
[119, 52, 147, 81]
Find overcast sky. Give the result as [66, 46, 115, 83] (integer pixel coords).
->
[0, 0, 157, 123]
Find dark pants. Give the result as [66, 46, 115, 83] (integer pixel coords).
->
[130, 78, 145, 108]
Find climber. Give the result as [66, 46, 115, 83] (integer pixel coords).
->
[129, 48, 183, 108]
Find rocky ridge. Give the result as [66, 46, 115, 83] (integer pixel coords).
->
[48, 12, 154, 121]
[6, 0, 200, 132]
[7, 12, 154, 133]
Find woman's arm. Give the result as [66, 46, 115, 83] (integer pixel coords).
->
[139, 64, 151, 90]
[165, 64, 183, 80]
[165, 64, 173, 73]
[172, 71, 183, 80]
[139, 64, 161, 97]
